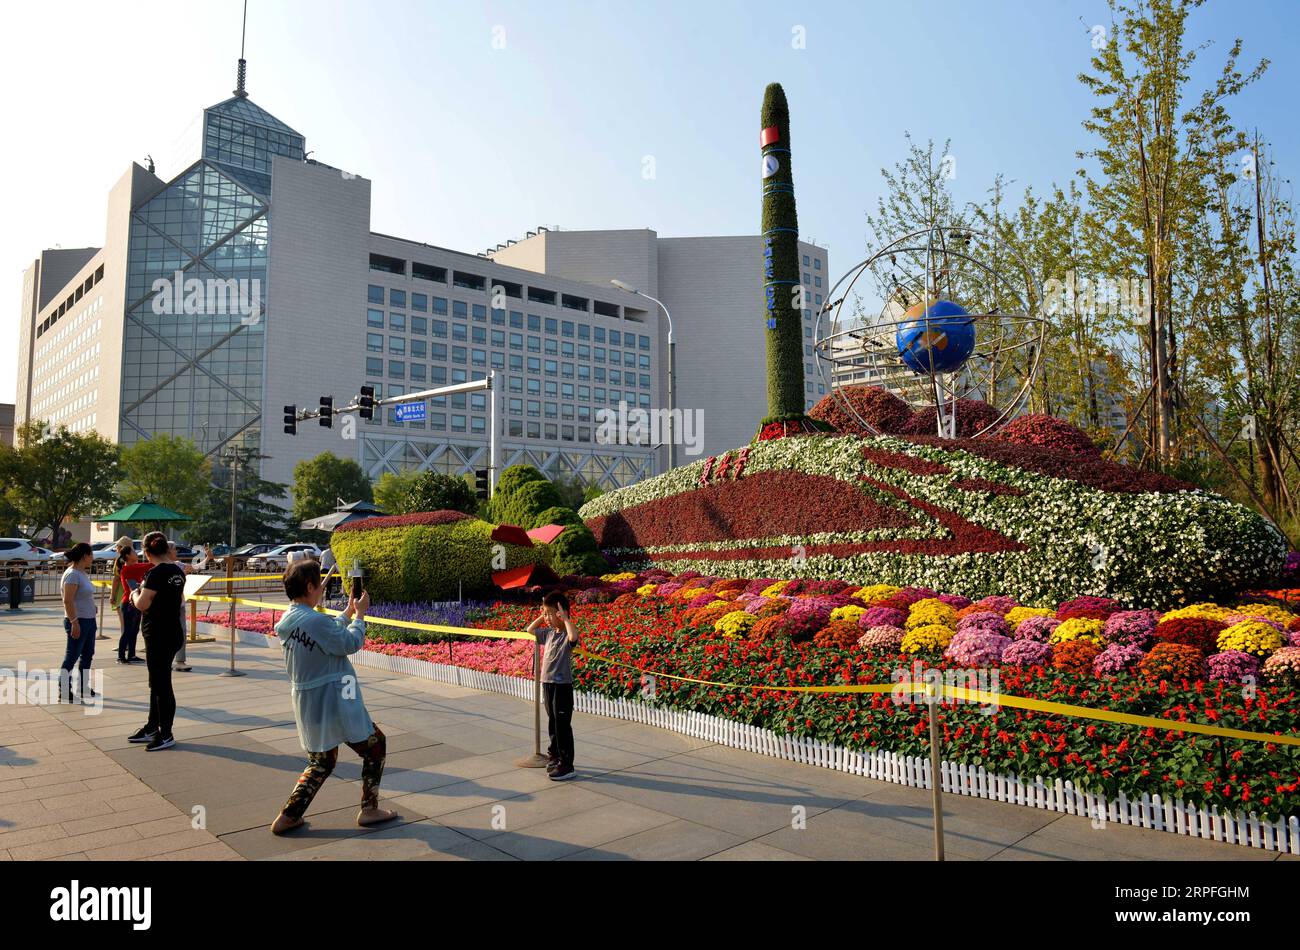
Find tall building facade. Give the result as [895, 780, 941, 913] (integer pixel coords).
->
[15, 85, 828, 495]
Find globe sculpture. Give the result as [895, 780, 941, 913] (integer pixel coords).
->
[814, 225, 1046, 438]
[895, 299, 976, 374]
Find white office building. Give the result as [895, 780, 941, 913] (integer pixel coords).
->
[15, 79, 828, 492]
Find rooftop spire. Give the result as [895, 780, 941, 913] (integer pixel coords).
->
[233, 0, 249, 98]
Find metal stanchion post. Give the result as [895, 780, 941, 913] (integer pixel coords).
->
[96, 572, 110, 639]
[927, 688, 945, 862]
[515, 636, 549, 768]
[219, 558, 244, 677]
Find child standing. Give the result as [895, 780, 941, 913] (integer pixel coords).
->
[526, 591, 580, 781]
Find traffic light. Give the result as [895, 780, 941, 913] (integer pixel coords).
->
[475, 468, 490, 501]
[359, 386, 375, 420]
[319, 395, 333, 428]
[283, 405, 297, 436]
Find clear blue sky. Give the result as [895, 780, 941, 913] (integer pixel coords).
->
[4, 0, 1298, 403]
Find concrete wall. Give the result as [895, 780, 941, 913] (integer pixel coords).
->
[260, 156, 374, 490]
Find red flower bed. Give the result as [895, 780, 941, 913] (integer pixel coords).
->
[1155, 617, 1226, 653]
[809, 385, 912, 435]
[991, 414, 1101, 457]
[902, 435, 1193, 494]
[587, 469, 916, 548]
[900, 399, 1003, 437]
[951, 477, 1025, 496]
[860, 446, 951, 476]
[335, 509, 471, 533]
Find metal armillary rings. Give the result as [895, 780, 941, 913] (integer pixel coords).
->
[814, 225, 1046, 438]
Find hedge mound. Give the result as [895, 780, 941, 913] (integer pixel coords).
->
[578, 435, 1285, 608]
[331, 511, 551, 603]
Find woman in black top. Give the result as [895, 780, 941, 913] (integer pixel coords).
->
[128, 532, 187, 751]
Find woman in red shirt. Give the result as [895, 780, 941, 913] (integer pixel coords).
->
[118, 551, 151, 664]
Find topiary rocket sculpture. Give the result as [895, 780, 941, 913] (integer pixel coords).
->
[758, 82, 816, 435]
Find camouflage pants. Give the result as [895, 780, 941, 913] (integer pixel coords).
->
[280, 727, 386, 821]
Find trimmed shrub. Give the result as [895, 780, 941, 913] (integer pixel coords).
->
[809, 385, 911, 435]
[330, 515, 551, 603]
[549, 523, 607, 577]
[992, 414, 1100, 457]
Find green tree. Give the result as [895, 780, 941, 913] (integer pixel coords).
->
[404, 471, 477, 515]
[118, 434, 210, 522]
[188, 454, 289, 546]
[372, 469, 420, 515]
[291, 452, 372, 528]
[5, 422, 120, 543]
[760, 82, 807, 423]
[0, 443, 22, 536]
[1079, 0, 1266, 463]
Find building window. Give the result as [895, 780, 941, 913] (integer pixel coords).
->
[389, 337, 406, 355]
[389, 313, 405, 332]
[389, 360, 405, 379]
[367, 309, 384, 328]
[453, 271, 486, 291]
[368, 285, 385, 304]
[411, 316, 428, 335]
[366, 333, 383, 352]
[432, 297, 448, 315]
[527, 287, 556, 306]
[411, 293, 428, 312]
[410, 340, 427, 359]
[366, 357, 383, 375]
[472, 303, 487, 322]
[413, 262, 447, 283]
[371, 254, 405, 276]
[390, 289, 406, 309]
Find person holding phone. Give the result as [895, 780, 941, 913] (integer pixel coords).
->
[270, 559, 396, 835]
[526, 590, 580, 781]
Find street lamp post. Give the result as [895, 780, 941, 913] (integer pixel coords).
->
[611, 279, 675, 471]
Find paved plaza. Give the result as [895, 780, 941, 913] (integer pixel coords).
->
[0, 607, 1290, 861]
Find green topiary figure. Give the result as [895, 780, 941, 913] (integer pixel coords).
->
[533, 506, 582, 529]
[550, 523, 608, 576]
[759, 82, 808, 425]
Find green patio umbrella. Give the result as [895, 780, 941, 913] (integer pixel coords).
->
[95, 501, 192, 528]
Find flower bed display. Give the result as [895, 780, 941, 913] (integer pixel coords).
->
[451, 581, 1300, 822]
[579, 433, 1285, 608]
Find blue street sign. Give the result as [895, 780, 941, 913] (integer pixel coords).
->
[394, 401, 427, 423]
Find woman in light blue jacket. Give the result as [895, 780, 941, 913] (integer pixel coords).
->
[270, 559, 397, 835]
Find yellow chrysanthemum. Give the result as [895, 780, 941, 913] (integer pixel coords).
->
[636, 584, 658, 597]
[1217, 621, 1285, 657]
[830, 605, 867, 624]
[600, 572, 637, 583]
[1050, 616, 1102, 647]
[1160, 603, 1233, 622]
[854, 584, 902, 604]
[760, 581, 790, 598]
[1050, 617, 1105, 646]
[714, 611, 756, 639]
[1006, 606, 1053, 627]
[905, 598, 957, 631]
[1232, 604, 1298, 627]
[901, 624, 955, 654]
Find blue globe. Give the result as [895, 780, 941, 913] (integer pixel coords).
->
[895, 300, 976, 374]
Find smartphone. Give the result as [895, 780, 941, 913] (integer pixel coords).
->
[351, 575, 364, 599]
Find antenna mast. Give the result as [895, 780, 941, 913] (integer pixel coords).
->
[234, 0, 249, 98]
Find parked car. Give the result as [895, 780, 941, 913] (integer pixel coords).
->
[212, 543, 276, 572]
[0, 539, 54, 569]
[246, 543, 322, 572]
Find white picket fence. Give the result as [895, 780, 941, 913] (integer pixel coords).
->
[205, 621, 1300, 854]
